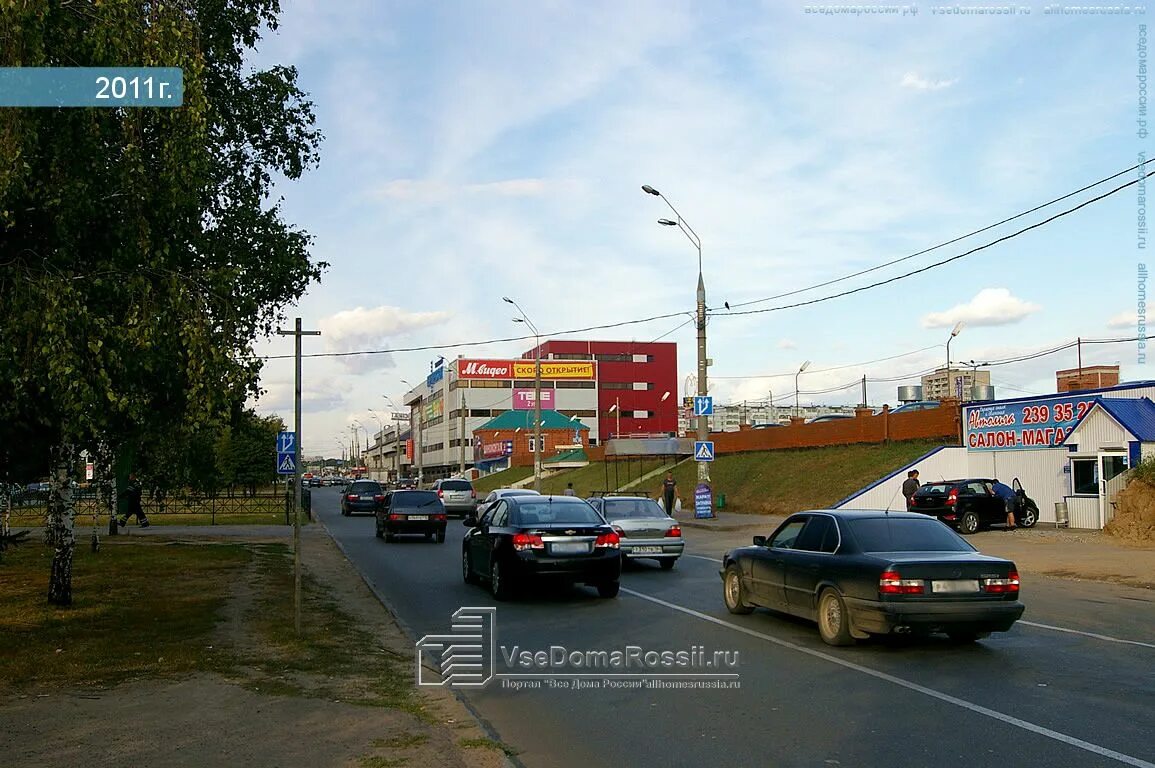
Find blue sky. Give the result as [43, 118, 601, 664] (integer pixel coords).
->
[246, 2, 1149, 455]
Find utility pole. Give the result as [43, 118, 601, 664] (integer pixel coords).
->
[276, 317, 320, 637]
[861, 375, 867, 408]
[459, 390, 467, 475]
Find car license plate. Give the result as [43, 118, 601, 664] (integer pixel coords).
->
[631, 546, 662, 554]
[931, 579, 979, 594]
[408, 515, 429, 521]
[551, 542, 589, 555]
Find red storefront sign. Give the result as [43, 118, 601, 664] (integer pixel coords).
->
[457, 359, 514, 379]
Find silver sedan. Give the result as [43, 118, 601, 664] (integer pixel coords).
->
[586, 496, 684, 570]
[474, 488, 541, 519]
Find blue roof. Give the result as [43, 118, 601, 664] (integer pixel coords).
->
[1067, 397, 1155, 442]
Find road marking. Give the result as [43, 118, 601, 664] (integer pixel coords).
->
[683, 554, 1155, 650]
[1018, 620, 1155, 650]
[621, 586, 1155, 768]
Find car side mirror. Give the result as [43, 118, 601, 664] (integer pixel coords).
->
[753, 535, 767, 547]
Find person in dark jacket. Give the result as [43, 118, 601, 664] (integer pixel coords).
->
[901, 470, 920, 509]
[989, 479, 1018, 530]
[659, 472, 678, 515]
[118, 473, 150, 528]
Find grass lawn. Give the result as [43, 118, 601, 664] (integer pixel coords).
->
[473, 466, 534, 494]
[666, 439, 944, 515]
[539, 457, 675, 498]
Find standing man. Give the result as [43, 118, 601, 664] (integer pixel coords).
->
[659, 471, 678, 516]
[901, 469, 920, 510]
[563, 482, 576, 497]
[989, 479, 1018, 530]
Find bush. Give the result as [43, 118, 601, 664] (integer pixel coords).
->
[1130, 455, 1155, 487]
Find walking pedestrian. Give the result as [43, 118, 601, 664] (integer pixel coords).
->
[563, 482, 576, 496]
[118, 473, 150, 528]
[659, 472, 678, 515]
[901, 470, 921, 509]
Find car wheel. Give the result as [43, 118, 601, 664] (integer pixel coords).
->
[490, 558, 514, 601]
[959, 510, 980, 535]
[341, 507, 349, 517]
[434, 530, 445, 544]
[659, 558, 676, 571]
[723, 564, 754, 615]
[597, 581, 620, 598]
[462, 548, 478, 585]
[946, 630, 991, 643]
[1019, 504, 1039, 528]
[817, 588, 855, 647]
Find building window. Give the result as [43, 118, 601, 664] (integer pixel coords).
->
[527, 437, 537, 451]
[632, 382, 654, 391]
[631, 410, 652, 418]
[602, 382, 632, 390]
[562, 410, 597, 418]
[469, 409, 492, 417]
[632, 354, 653, 363]
[469, 380, 512, 388]
[595, 353, 632, 362]
[556, 381, 596, 389]
[1071, 459, 1099, 495]
[514, 380, 555, 388]
[551, 353, 593, 360]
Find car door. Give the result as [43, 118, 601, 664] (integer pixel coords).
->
[472, 499, 506, 576]
[748, 517, 807, 610]
[783, 515, 838, 619]
[964, 481, 999, 525]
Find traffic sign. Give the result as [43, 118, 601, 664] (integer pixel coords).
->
[694, 441, 715, 461]
[277, 453, 297, 474]
[693, 396, 713, 416]
[277, 431, 296, 454]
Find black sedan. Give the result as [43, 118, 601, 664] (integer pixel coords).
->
[376, 489, 447, 542]
[462, 495, 622, 600]
[341, 480, 386, 516]
[721, 510, 1024, 646]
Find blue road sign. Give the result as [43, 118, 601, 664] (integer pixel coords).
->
[277, 431, 296, 454]
[694, 441, 715, 461]
[693, 396, 714, 416]
[276, 453, 297, 474]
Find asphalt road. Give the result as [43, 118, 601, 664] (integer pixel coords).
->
[313, 489, 1155, 768]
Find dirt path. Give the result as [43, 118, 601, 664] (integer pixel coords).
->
[0, 530, 510, 768]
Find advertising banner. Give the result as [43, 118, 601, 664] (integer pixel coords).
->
[457, 358, 595, 380]
[481, 440, 514, 459]
[694, 482, 713, 519]
[963, 394, 1101, 451]
[512, 388, 555, 410]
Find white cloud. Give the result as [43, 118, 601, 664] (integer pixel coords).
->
[921, 288, 1041, 329]
[319, 306, 452, 373]
[373, 178, 553, 203]
[900, 72, 958, 91]
[777, 339, 797, 350]
[1107, 311, 1137, 330]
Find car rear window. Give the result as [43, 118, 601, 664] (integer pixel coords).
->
[847, 517, 975, 552]
[602, 498, 666, 519]
[513, 499, 603, 526]
[915, 483, 951, 495]
[350, 481, 382, 494]
[392, 490, 439, 506]
[439, 480, 472, 491]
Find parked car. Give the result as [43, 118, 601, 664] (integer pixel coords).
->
[476, 488, 540, 518]
[433, 477, 477, 517]
[462, 495, 622, 600]
[341, 479, 387, 516]
[806, 414, 853, 424]
[721, 510, 1024, 646]
[585, 495, 683, 569]
[909, 478, 1038, 534]
[892, 401, 942, 413]
[376, 489, 447, 542]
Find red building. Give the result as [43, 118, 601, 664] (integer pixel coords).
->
[523, 341, 678, 442]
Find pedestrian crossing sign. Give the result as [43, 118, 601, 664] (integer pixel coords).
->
[694, 441, 715, 461]
[277, 453, 296, 474]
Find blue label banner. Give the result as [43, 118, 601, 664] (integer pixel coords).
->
[694, 483, 713, 519]
[963, 394, 1101, 451]
[0, 68, 184, 107]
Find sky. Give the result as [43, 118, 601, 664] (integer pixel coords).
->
[244, 1, 1150, 456]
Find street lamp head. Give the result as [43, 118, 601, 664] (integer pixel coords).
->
[799, 360, 812, 373]
[661, 391, 671, 402]
[950, 322, 964, 337]
[608, 403, 618, 413]
[513, 317, 525, 323]
[641, 184, 660, 196]
[657, 218, 677, 226]
[502, 296, 514, 304]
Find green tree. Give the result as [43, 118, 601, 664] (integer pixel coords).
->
[0, 1, 325, 605]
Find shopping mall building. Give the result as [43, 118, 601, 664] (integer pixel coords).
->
[398, 340, 678, 480]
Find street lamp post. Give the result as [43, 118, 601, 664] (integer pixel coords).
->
[642, 184, 709, 486]
[367, 409, 387, 480]
[609, 399, 620, 438]
[503, 297, 543, 492]
[795, 361, 811, 419]
[401, 379, 422, 486]
[660, 391, 671, 436]
[946, 322, 964, 400]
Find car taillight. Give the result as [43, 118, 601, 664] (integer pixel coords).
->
[982, 570, 1020, 594]
[595, 532, 620, 549]
[388, 514, 403, 521]
[946, 489, 958, 507]
[909, 497, 917, 507]
[433, 514, 447, 521]
[374, 495, 385, 501]
[879, 570, 925, 595]
[943, 514, 957, 521]
[437, 489, 444, 498]
[665, 526, 682, 538]
[346, 494, 357, 501]
[512, 533, 545, 551]
[471, 489, 476, 498]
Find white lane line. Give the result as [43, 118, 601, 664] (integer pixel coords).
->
[1018, 621, 1155, 650]
[682, 554, 1155, 650]
[621, 586, 1155, 768]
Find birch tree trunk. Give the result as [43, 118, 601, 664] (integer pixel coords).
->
[47, 445, 77, 606]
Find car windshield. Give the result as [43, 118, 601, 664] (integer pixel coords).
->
[847, 517, 975, 552]
[391, 490, 439, 506]
[513, 499, 603, 526]
[602, 498, 666, 519]
[439, 480, 472, 491]
[350, 482, 382, 494]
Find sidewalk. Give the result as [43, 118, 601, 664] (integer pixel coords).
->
[677, 512, 1155, 590]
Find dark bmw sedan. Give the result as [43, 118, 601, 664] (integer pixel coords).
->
[462, 495, 622, 600]
[721, 510, 1024, 646]
[376, 490, 447, 542]
[341, 480, 386, 516]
